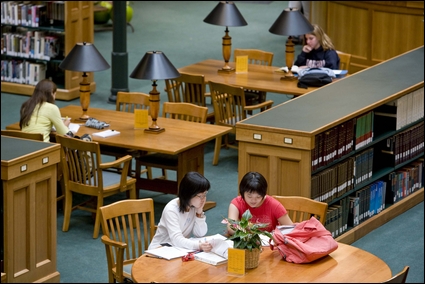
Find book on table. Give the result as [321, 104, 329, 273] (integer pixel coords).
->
[144, 246, 194, 260]
[190, 234, 233, 266]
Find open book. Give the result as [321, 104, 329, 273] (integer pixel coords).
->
[144, 246, 194, 260]
[190, 234, 233, 266]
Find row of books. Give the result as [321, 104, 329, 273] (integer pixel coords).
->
[325, 197, 350, 238]
[1, 1, 65, 27]
[2, 28, 63, 60]
[311, 89, 424, 172]
[388, 159, 424, 203]
[343, 159, 424, 229]
[311, 119, 355, 171]
[1, 59, 46, 85]
[354, 111, 374, 150]
[394, 122, 424, 166]
[312, 148, 374, 203]
[396, 87, 424, 130]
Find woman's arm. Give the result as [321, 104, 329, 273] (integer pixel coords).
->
[324, 50, 340, 69]
[227, 203, 240, 236]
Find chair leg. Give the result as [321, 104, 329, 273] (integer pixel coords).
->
[93, 197, 104, 239]
[213, 136, 222, 166]
[62, 190, 73, 232]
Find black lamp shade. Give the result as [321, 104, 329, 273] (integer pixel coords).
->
[204, 1, 247, 27]
[269, 8, 313, 36]
[130, 51, 180, 80]
[59, 42, 110, 72]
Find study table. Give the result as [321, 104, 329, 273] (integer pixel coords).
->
[131, 243, 391, 283]
[5, 105, 232, 210]
[178, 59, 318, 97]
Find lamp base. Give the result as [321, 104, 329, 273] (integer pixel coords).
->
[280, 74, 297, 81]
[79, 114, 90, 120]
[217, 67, 235, 73]
[144, 128, 165, 134]
[280, 71, 297, 81]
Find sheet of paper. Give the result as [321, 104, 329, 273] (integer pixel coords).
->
[92, 129, 120, 138]
[144, 246, 194, 260]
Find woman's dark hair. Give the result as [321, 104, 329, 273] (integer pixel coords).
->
[239, 171, 268, 199]
[20, 79, 57, 129]
[178, 172, 210, 213]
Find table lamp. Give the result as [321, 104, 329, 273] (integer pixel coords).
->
[130, 51, 180, 133]
[269, 7, 313, 80]
[59, 42, 110, 120]
[204, 1, 247, 72]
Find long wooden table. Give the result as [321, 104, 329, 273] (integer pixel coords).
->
[178, 59, 317, 96]
[131, 243, 391, 283]
[6, 105, 232, 210]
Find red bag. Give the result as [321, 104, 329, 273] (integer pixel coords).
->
[270, 216, 338, 263]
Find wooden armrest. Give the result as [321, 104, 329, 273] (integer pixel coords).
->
[101, 235, 127, 249]
[99, 154, 133, 169]
[244, 100, 274, 111]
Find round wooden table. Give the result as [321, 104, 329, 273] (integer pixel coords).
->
[131, 243, 391, 283]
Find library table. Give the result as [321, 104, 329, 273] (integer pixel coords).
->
[131, 243, 391, 283]
[6, 105, 232, 210]
[178, 59, 318, 96]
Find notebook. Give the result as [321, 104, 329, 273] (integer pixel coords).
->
[144, 246, 194, 260]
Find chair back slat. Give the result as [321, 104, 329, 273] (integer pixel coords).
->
[272, 195, 328, 225]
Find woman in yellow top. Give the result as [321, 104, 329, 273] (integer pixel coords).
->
[20, 79, 71, 142]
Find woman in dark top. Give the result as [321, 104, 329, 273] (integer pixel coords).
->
[294, 24, 340, 70]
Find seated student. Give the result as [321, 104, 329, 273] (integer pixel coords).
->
[294, 24, 340, 70]
[148, 172, 213, 252]
[20, 79, 72, 142]
[227, 171, 293, 235]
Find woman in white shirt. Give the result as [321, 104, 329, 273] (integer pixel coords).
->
[149, 172, 213, 252]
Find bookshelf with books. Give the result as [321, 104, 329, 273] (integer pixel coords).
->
[1, 1, 94, 101]
[236, 46, 424, 244]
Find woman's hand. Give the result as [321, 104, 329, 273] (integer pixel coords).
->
[63, 117, 71, 127]
[199, 241, 212, 252]
[302, 45, 312, 53]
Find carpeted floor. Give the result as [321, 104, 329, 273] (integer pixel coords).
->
[1, 1, 423, 283]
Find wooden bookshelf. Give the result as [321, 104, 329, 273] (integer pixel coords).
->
[236, 46, 424, 244]
[1, 1, 95, 101]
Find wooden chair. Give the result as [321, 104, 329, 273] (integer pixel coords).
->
[336, 50, 352, 73]
[136, 102, 208, 181]
[100, 91, 152, 179]
[272, 195, 328, 225]
[100, 198, 156, 283]
[233, 49, 274, 113]
[209, 81, 273, 166]
[1, 130, 66, 208]
[165, 72, 215, 123]
[382, 266, 409, 283]
[56, 134, 137, 239]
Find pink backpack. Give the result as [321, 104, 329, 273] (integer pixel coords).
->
[270, 216, 338, 263]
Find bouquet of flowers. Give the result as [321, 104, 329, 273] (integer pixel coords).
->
[222, 209, 273, 251]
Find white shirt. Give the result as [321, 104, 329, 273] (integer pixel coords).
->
[149, 198, 208, 250]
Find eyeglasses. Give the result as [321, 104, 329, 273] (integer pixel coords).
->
[195, 192, 208, 199]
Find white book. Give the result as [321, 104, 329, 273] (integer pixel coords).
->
[92, 129, 120, 138]
[144, 246, 194, 260]
[194, 251, 227, 266]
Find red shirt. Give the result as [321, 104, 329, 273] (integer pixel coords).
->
[231, 195, 288, 232]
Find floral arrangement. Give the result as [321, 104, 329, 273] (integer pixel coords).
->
[222, 209, 273, 251]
